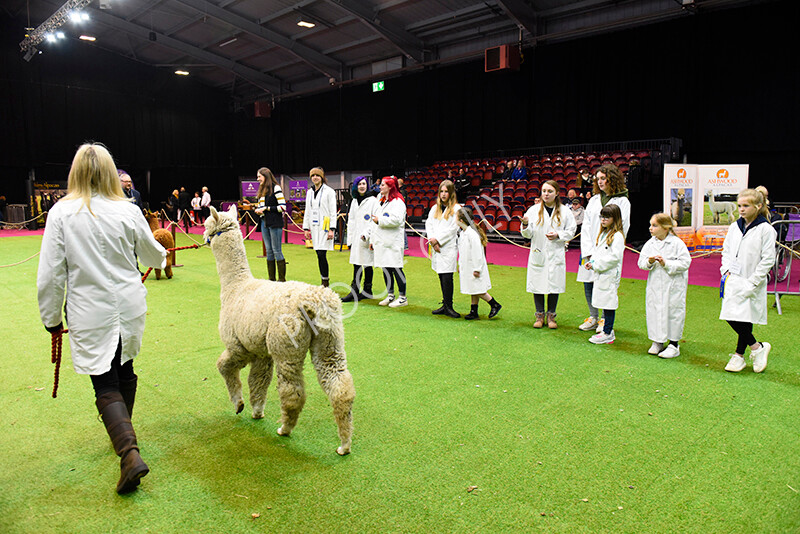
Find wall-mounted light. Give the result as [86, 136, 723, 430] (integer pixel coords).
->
[174, 70, 190, 76]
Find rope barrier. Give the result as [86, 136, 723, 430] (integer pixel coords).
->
[0, 251, 41, 268]
[0, 211, 47, 227]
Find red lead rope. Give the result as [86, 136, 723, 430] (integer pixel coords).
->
[51, 329, 67, 398]
[141, 243, 200, 282]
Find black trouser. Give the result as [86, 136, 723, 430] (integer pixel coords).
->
[352, 264, 373, 288]
[316, 250, 329, 278]
[383, 267, 406, 295]
[438, 272, 454, 306]
[727, 320, 757, 355]
[90, 341, 136, 398]
[533, 294, 559, 314]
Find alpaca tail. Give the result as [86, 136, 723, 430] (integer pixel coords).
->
[299, 286, 343, 334]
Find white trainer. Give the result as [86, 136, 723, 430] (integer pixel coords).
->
[648, 342, 665, 355]
[378, 294, 394, 306]
[589, 330, 615, 344]
[595, 318, 605, 334]
[388, 296, 408, 308]
[578, 317, 598, 331]
[751, 342, 771, 373]
[724, 354, 746, 372]
[658, 344, 680, 359]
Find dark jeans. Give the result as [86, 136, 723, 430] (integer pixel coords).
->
[603, 309, 616, 334]
[89, 341, 136, 398]
[383, 267, 407, 296]
[727, 320, 757, 354]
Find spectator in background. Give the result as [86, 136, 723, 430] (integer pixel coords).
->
[200, 186, 211, 223]
[119, 170, 143, 211]
[501, 160, 515, 181]
[191, 191, 202, 224]
[165, 189, 179, 222]
[563, 188, 580, 205]
[178, 187, 192, 230]
[512, 159, 528, 181]
[0, 194, 6, 223]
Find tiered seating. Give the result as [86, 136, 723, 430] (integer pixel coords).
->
[404, 149, 652, 234]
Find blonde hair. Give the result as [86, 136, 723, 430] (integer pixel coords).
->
[738, 188, 769, 219]
[536, 180, 563, 227]
[596, 204, 624, 246]
[651, 212, 677, 236]
[433, 180, 458, 220]
[63, 143, 126, 214]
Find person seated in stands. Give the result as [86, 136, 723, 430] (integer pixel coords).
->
[578, 169, 593, 196]
[563, 188, 580, 205]
[502, 160, 515, 181]
[511, 159, 528, 181]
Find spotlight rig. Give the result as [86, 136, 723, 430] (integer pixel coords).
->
[19, 0, 95, 56]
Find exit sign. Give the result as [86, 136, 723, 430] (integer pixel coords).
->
[372, 81, 385, 92]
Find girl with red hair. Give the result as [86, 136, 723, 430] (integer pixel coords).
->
[370, 176, 408, 307]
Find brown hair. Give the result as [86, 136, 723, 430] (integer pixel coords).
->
[536, 180, 562, 227]
[433, 180, 458, 220]
[593, 164, 625, 196]
[457, 206, 487, 247]
[596, 204, 624, 246]
[256, 167, 277, 198]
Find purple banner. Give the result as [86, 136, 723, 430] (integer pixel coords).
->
[241, 180, 259, 199]
[288, 179, 308, 202]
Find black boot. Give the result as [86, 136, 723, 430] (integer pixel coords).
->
[276, 259, 286, 282]
[96, 392, 149, 494]
[488, 298, 502, 319]
[464, 304, 480, 320]
[358, 282, 373, 300]
[432, 302, 447, 315]
[444, 305, 461, 318]
[267, 260, 277, 281]
[341, 281, 359, 302]
[119, 377, 137, 419]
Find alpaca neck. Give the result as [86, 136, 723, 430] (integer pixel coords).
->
[212, 232, 254, 289]
[147, 218, 158, 232]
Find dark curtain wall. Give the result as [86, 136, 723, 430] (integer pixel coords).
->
[233, 0, 799, 201]
[0, 15, 233, 208]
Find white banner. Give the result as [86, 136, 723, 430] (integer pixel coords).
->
[663, 164, 698, 228]
[698, 164, 749, 228]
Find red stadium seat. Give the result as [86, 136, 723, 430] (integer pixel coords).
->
[494, 218, 508, 232]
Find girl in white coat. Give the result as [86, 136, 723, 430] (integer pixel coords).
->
[520, 180, 576, 328]
[425, 179, 461, 318]
[638, 213, 692, 358]
[457, 207, 502, 320]
[342, 176, 378, 302]
[584, 204, 625, 344]
[37, 143, 166, 494]
[720, 188, 776, 373]
[370, 176, 408, 308]
[577, 164, 631, 332]
[303, 167, 337, 287]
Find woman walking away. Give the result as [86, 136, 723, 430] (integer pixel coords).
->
[457, 207, 501, 320]
[37, 143, 166, 494]
[520, 180, 576, 328]
[720, 188, 776, 373]
[342, 176, 378, 301]
[425, 179, 461, 318]
[638, 213, 691, 358]
[303, 167, 337, 287]
[254, 167, 287, 281]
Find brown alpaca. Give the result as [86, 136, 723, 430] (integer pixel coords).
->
[144, 211, 174, 279]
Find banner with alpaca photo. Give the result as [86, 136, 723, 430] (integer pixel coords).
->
[663, 164, 697, 228]
[698, 165, 749, 228]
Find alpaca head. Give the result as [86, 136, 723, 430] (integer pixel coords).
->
[203, 204, 240, 243]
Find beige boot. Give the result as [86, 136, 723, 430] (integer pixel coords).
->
[547, 312, 558, 329]
[533, 312, 545, 328]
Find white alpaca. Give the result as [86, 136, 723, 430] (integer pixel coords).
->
[204, 205, 355, 455]
[708, 190, 737, 224]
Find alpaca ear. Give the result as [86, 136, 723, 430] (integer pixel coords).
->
[227, 203, 238, 219]
[209, 205, 219, 222]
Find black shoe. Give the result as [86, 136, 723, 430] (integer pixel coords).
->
[464, 310, 479, 320]
[341, 292, 356, 302]
[488, 302, 502, 319]
[444, 306, 461, 319]
[432, 303, 447, 315]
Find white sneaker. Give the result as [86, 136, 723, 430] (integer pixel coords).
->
[589, 330, 615, 344]
[388, 296, 408, 308]
[648, 342, 665, 355]
[751, 342, 771, 373]
[658, 344, 680, 359]
[578, 317, 598, 331]
[378, 294, 394, 306]
[595, 318, 605, 334]
[725, 354, 746, 372]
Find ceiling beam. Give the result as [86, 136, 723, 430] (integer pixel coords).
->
[495, 0, 540, 37]
[325, 0, 425, 63]
[87, 7, 282, 95]
[170, 0, 341, 80]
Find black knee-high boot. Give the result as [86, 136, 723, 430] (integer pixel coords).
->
[359, 266, 374, 299]
[442, 274, 460, 318]
[342, 265, 360, 302]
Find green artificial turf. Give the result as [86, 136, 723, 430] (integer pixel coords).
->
[1, 233, 799, 533]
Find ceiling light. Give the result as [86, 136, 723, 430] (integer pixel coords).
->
[174, 70, 190, 76]
[297, 19, 315, 28]
[219, 37, 238, 47]
[79, 35, 96, 41]
[56, 31, 66, 39]
[45, 33, 56, 43]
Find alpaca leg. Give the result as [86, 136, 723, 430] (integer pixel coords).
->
[247, 356, 274, 419]
[310, 334, 355, 455]
[275, 360, 306, 437]
[165, 264, 173, 279]
[216, 349, 247, 414]
[155, 269, 162, 280]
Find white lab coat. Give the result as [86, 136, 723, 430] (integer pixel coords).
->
[589, 230, 625, 310]
[719, 218, 776, 325]
[303, 184, 337, 251]
[425, 204, 461, 274]
[577, 194, 631, 283]
[37, 196, 166, 375]
[346, 195, 378, 266]
[520, 203, 576, 294]
[638, 234, 692, 342]
[371, 197, 406, 268]
[458, 226, 491, 295]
